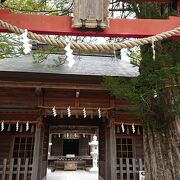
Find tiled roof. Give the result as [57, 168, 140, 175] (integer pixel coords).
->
[0, 54, 139, 77]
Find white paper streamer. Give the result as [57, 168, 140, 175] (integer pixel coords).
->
[1, 121, 4, 131]
[64, 43, 75, 67]
[121, 123, 125, 133]
[20, 29, 32, 54]
[16, 121, 19, 131]
[67, 106, 71, 117]
[83, 107, 87, 118]
[132, 123, 135, 133]
[98, 108, 101, 118]
[151, 38, 156, 61]
[52, 106, 57, 117]
[26, 121, 29, 131]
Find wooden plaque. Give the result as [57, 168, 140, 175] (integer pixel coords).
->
[72, 0, 109, 29]
[64, 162, 77, 170]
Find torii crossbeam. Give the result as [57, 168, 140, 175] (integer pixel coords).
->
[0, 0, 180, 39]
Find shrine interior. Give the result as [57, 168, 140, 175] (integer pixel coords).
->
[48, 124, 99, 171]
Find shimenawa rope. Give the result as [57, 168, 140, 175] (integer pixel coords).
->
[0, 19, 180, 53]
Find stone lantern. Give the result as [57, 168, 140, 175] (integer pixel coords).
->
[89, 135, 98, 172]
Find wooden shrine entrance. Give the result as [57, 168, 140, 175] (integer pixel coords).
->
[47, 125, 98, 171]
[0, 54, 144, 180]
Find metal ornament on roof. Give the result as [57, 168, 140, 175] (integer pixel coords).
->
[72, 0, 109, 30]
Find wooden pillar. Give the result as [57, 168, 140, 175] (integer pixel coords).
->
[110, 124, 117, 180]
[99, 121, 106, 180]
[105, 123, 117, 180]
[178, 0, 180, 16]
[31, 125, 43, 180]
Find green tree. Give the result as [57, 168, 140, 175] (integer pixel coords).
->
[104, 2, 180, 179]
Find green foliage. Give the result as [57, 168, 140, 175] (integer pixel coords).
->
[3, 0, 52, 13]
[3, 0, 71, 15]
[103, 2, 179, 129]
[103, 40, 180, 129]
[0, 0, 70, 59]
[0, 33, 23, 59]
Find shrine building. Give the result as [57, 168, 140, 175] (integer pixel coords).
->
[0, 53, 144, 180]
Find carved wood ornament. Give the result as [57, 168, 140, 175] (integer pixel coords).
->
[72, 0, 109, 29]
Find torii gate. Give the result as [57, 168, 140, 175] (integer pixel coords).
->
[0, 0, 180, 39]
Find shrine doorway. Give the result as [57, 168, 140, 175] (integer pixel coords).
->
[46, 124, 99, 179]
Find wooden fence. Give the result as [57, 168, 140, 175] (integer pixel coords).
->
[0, 158, 32, 180]
[116, 158, 144, 180]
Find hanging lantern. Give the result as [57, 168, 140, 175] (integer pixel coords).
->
[7, 124, 11, 132]
[72, 0, 109, 30]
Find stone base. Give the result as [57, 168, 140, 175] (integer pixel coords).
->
[88, 167, 99, 173]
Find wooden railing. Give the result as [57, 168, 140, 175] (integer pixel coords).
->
[0, 158, 32, 180]
[116, 158, 144, 180]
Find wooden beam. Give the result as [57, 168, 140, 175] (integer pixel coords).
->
[0, 80, 105, 90]
[1, 10, 180, 38]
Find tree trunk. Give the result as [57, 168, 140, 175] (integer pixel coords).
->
[143, 78, 180, 179]
[144, 119, 180, 179]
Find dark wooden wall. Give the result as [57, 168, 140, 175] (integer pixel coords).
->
[135, 136, 144, 159]
[0, 87, 37, 106]
[0, 75, 143, 180]
[79, 137, 89, 156]
[0, 134, 12, 161]
[0, 133, 35, 162]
